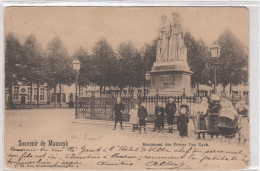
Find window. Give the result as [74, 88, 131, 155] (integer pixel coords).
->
[51, 93, 55, 102]
[40, 88, 44, 100]
[62, 93, 66, 102]
[232, 91, 238, 97]
[123, 90, 127, 96]
[47, 92, 50, 101]
[34, 88, 37, 100]
[13, 87, 19, 100]
[27, 88, 31, 100]
[243, 91, 249, 97]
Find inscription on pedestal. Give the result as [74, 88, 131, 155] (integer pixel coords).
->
[152, 74, 175, 90]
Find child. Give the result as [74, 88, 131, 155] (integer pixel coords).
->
[129, 103, 139, 131]
[138, 104, 148, 134]
[165, 97, 177, 133]
[177, 100, 189, 137]
[154, 103, 165, 133]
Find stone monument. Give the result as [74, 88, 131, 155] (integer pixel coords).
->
[149, 13, 193, 96]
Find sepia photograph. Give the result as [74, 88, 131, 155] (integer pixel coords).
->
[4, 7, 249, 170]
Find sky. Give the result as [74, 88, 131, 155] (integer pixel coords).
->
[5, 7, 248, 55]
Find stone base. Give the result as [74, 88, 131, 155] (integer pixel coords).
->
[149, 61, 193, 96]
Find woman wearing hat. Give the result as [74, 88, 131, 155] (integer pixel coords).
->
[208, 94, 221, 139]
[235, 100, 249, 143]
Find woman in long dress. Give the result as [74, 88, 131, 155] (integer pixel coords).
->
[235, 100, 249, 143]
[208, 94, 221, 139]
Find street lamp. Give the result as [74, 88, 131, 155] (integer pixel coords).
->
[73, 59, 81, 119]
[145, 72, 151, 81]
[144, 72, 151, 96]
[210, 44, 221, 93]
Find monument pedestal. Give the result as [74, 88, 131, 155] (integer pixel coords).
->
[149, 61, 193, 96]
[149, 13, 193, 96]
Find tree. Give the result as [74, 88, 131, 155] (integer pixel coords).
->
[5, 33, 24, 108]
[142, 40, 157, 72]
[184, 32, 210, 87]
[23, 35, 46, 108]
[91, 38, 116, 94]
[45, 37, 73, 107]
[217, 30, 248, 89]
[116, 41, 137, 89]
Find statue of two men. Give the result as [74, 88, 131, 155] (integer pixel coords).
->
[156, 13, 187, 62]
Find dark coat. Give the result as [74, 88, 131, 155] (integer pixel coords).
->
[155, 106, 165, 127]
[177, 114, 189, 136]
[207, 101, 220, 133]
[208, 101, 221, 113]
[155, 106, 165, 119]
[165, 102, 177, 117]
[138, 106, 148, 119]
[114, 103, 125, 121]
[165, 102, 176, 125]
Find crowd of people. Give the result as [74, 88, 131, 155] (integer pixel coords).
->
[112, 95, 249, 141]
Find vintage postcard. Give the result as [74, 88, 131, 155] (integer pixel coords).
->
[4, 7, 249, 170]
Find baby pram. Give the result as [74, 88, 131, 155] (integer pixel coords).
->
[217, 108, 241, 141]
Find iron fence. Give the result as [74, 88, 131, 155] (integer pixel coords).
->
[75, 95, 195, 121]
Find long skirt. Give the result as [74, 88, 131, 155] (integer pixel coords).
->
[239, 117, 249, 140]
[207, 113, 219, 134]
[198, 117, 207, 130]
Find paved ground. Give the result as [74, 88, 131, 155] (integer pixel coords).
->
[5, 108, 247, 143]
[4, 108, 249, 170]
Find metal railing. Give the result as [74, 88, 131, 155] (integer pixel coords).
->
[75, 95, 195, 120]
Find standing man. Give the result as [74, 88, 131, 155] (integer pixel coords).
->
[113, 97, 125, 130]
[165, 97, 177, 133]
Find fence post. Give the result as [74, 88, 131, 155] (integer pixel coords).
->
[90, 96, 94, 118]
[155, 89, 159, 107]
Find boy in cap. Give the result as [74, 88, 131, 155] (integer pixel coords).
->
[153, 103, 165, 133]
[165, 97, 177, 133]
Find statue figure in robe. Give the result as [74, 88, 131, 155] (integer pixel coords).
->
[156, 15, 170, 62]
[168, 12, 187, 61]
